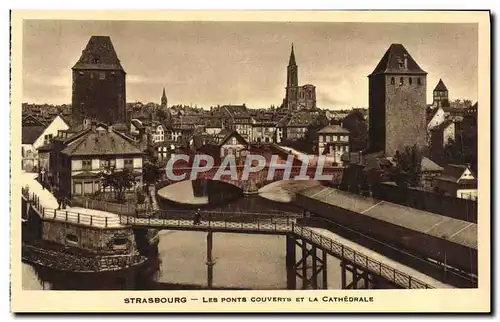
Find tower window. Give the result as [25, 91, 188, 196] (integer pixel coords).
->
[390, 77, 395, 85]
[409, 77, 413, 85]
[99, 72, 106, 80]
[417, 77, 422, 85]
[399, 77, 404, 86]
[93, 57, 100, 64]
[79, 71, 84, 76]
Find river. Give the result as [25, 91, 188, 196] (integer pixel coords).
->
[22, 179, 343, 290]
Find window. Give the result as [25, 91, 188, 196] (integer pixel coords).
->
[319, 136, 323, 143]
[124, 159, 133, 169]
[100, 159, 116, 169]
[390, 77, 395, 85]
[82, 160, 92, 170]
[417, 77, 422, 85]
[84, 182, 93, 194]
[74, 183, 82, 195]
[325, 135, 330, 142]
[92, 57, 100, 64]
[399, 77, 404, 86]
[65, 234, 78, 245]
[79, 71, 84, 76]
[409, 77, 413, 85]
[99, 72, 106, 80]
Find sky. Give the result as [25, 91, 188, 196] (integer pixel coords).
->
[22, 20, 478, 110]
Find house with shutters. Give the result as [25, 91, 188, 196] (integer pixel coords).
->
[316, 125, 350, 164]
[49, 122, 144, 199]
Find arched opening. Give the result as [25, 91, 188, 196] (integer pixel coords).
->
[112, 237, 129, 250]
[65, 233, 79, 246]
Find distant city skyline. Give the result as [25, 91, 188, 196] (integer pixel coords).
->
[23, 20, 478, 110]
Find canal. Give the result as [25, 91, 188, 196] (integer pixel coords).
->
[22, 179, 343, 290]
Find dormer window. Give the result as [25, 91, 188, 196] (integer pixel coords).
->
[398, 59, 405, 69]
[92, 57, 100, 64]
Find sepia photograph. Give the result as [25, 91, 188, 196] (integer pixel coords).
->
[10, 10, 491, 313]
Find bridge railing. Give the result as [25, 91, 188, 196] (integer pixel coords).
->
[156, 209, 302, 223]
[119, 215, 294, 234]
[22, 190, 434, 289]
[39, 208, 122, 228]
[292, 225, 433, 289]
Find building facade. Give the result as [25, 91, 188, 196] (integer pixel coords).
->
[50, 123, 144, 199]
[72, 36, 127, 126]
[22, 115, 70, 171]
[368, 43, 427, 156]
[317, 125, 350, 164]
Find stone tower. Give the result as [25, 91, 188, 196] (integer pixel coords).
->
[161, 87, 168, 108]
[285, 44, 299, 110]
[432, 79, 449, 108]
[72, 36, 126, 126]
[368, 43, 427, 156]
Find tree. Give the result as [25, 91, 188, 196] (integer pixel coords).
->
[143, 161, 162, 186]
[393, 144, 423, 188]
[443, 118, 478, 173]
[342, 110, 368, 152]
[100, 167, 137, 203]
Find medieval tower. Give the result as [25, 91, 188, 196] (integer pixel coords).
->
[432, 79, 449, 108]
[72, 36, 127, 126]
[368, 43, 427, 156]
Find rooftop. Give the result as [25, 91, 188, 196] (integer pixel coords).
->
[72, 36, 124, 71]
[317, 125, 350, 134]
[370, 43, 427, 76]
[61, 127, 143, 156]
[297, 185, 477, 249]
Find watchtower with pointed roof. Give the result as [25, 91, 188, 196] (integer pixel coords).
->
[368, 43, 428, 156]
[72, 36, 127, 126]
[432, 79, 449, 108]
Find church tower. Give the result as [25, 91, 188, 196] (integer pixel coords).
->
[285, 44, 299, 110]
[432, 79, 449, 108]
[368, 44, 427, 156]
[72, 36, 127, 126]
[161, 87, 168, 108]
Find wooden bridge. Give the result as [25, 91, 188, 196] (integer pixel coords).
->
[23, 189, 436, 290]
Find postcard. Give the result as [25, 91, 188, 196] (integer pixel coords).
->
[10, 10, 490, 313]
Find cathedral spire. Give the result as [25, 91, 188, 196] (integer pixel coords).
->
[288, 43, 296, 66]
[161, 87, 168, 107]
